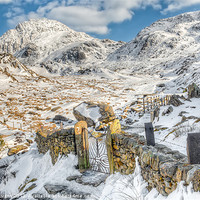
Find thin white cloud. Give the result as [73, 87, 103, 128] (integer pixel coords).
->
[163, 0, 200, 14]
[3, 0, 200, 34]
[29, 0, 162, 34]
[47, 6, 109, 34]
[0, 0, 13, 3]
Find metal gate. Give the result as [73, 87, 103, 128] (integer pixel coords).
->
[89, 136, 110, 174]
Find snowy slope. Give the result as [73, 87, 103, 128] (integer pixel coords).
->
[107, 11, 200, 92]
[0, 53, 51, 82]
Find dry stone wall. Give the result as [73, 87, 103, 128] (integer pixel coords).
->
[112, 133, 200, 195]
[35, 128, 75, 164]
[35, 126, 200, 196]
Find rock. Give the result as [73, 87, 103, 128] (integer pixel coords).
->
[178, 111, 188, 116]
[26, 139, 33, 144]
[162, 106, 173, 116]
[169, 95, 183, 107]
[108, 119, 121, 134]
[186, 166, 200, 185]
[24, 183, 37, 192]
[53, 115, 68, 121]
[67, 170, 109, 187]
[0, 136, 5, 150]
[0, 167, 7, 184]
[73, 102, 115, 127]
[44, 184, 91, 199]
[44, 184, 66, 195]
[7, 145, 28, 156]
[157, 83, 165, 88]
[78, 69, 91, 75]
[21, 43, 38, 58]
[125, 118, 134, 125]
[51, 106, 61, 112]
[181, 116, 187, 123]
[188, 83, 200, 98]
[66, 175, 81, 181]
[61, 47, 86, 63]
[160, 162, 178, 178]
[192, 169, 200, 192]
[174, 164, 193, 182]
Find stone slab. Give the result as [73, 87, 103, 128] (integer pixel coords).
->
[145, 122, 155, 146]
[67, 170, 109, 187]
[187, 133, 200, 164]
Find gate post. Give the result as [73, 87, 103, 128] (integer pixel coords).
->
[145, 122, 155, 146]
[74, 121, 90, 171]
[187, 133, 200, 164]
[106, 127, 114, 174]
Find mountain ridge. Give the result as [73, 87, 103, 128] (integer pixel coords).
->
[0, 18, 125, 75]
[1, 11, 200, 92]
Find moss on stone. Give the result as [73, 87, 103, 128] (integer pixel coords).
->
[8, 145, 28, 156]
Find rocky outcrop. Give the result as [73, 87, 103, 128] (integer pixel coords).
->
[35, 128, 75, 164]
[73, 102, 116, 127]
[188, 83, 200, 98]
[162, 106, 173, 116]
[20, 43, 38, 58]
[112, 133, 200, 195]
[169, 95, 183, 107]
[61, 47, 86, 63]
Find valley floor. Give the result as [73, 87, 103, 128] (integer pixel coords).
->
[0, 72, 200, 199]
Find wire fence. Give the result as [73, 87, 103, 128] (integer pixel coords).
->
[123, 125, 186, 149]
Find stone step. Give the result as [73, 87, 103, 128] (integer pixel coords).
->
[66, 170, 109, 187]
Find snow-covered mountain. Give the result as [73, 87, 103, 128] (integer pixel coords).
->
[0, 18, 124, 75]
[1, 11, 200, 90]
[107, 11, 200, 92]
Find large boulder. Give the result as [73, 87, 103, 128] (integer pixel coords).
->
[73, 102, 116, 127]
[188, 83, 200, 99]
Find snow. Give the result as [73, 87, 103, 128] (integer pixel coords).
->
[100, 157, 200, 200]
[0, 10, 200, 200]
[0, 144, 104, 199]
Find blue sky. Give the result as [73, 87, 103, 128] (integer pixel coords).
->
[0, 0, 200, 42]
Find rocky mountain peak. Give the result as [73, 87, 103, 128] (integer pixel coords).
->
[15, 18, 72, 33]
[0, 18, 91, 55]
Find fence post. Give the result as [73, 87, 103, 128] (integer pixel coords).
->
[106, 127, 114, 174]
[147, 97, 149, 111]
[60, 122, 63, 129]
[145, 122, 155, 146]
[187, 133, 200, 164]
[74, 121, 90, 171]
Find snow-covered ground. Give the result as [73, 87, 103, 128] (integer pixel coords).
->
[1, 10, 200, 200]
[100, 157, 200, 200]
[0, 71, 200, 199]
